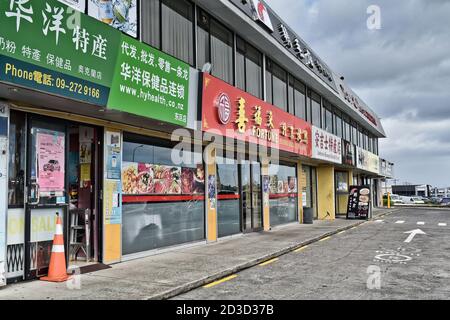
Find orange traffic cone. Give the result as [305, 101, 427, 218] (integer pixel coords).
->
[40, 213, 70, 282]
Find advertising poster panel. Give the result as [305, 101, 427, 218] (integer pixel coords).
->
[58, 0, 86, 12]
[356, 147, 380, 174]
[88, 0, 138, 38]
[104, 130, 122, 225]
[347, 186, 371, 220]
[37, 132, 65, 193]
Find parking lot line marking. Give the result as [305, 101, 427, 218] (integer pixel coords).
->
[259, 258, 279, 266]
[294, 245, 309, 253]
[203, 275, 237, 288]
[417, 222, 425, 225]
[395, 220, 405, 224]
[438, 223, 447, 227]
[319, 236, 331, 242]
[375, 220, 384, 223]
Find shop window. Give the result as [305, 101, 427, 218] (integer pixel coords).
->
[351, 123, 358, 146]
[334, 113, 343, 138]
[322, 102, 333, 134]
[301, 165, 317, 219]
[309, 90, 321, 127]
[8, 111, 26, 207]
[236, 37, 263, 99]
[269, 164, 298, 227]
[216, 157, 240, 237]
[294, 80, 307, 120]
[141, 0, 160, 48]
[265, 67, 273, 104]
[343, 117, 351, 142]
[266, 59, 288, 111]
[335, 171, 349, 215]
[161, 0, 194, 66]
[121, 135, 205, 255]
[197, 10, 234, 84]
[288, 77, 294, 115]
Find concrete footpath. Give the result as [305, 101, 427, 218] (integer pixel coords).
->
[0, 208, 398, 300]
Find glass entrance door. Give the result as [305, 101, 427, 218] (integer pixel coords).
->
[25, 118, 68, 280]
[240, 161, 262, 232]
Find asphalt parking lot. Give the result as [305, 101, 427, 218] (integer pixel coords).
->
[174, 208, 450, 300]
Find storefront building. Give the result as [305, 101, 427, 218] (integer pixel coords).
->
[0, 0, 392, 285]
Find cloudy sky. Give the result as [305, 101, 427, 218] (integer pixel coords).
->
[265, 0, 450, 188]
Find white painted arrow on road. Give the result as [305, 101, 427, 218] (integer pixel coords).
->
[404, 229, 426, 243]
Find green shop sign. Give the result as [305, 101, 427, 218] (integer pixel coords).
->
[0, 0, 191, 127]
[107, 35, 190, 127]
[0, 0, 120, 105]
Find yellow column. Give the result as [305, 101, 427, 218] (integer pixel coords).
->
[317, 166, 335, 220]
[297, 161, 304, 223]
[205, 145, 217, 242]
[261, 160, 270, 231]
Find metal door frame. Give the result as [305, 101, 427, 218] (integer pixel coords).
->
[239, 161, 263, 233]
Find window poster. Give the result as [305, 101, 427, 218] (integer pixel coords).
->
[88, 0, 138, 38]
[208, 175, 216, 210]
[106, 131, 121, 180]
[37, 132, 65, 193]
[121, 162, 205, 195]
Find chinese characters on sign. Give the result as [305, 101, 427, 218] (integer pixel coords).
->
[0, 0, 120, 105]
[202, 73, 312, 158]
[1, 0, 192, 128]
[107, 35, 190, 127]
[311, 126, 342, 164]
[228, 0, 336, 89]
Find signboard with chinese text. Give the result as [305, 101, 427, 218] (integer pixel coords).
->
[229, 0, 336, 91]
[0, 0, 120, 105]
[356, 147, 380, 174]
[249, 0, 274, 32]
[107, 34, 191, 127]
[311, 126, 342, 164]
[201, 73, 312, 158]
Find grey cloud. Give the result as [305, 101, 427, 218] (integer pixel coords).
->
[266, 0, 450, 186]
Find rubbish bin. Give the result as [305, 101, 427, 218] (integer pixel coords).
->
[303, 207, 314, 224]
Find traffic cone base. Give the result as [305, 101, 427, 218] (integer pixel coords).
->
[40, 274, 70, 283]
[40, 213, 70, 283]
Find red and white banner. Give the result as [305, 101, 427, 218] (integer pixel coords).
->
[311, 126, 342, 164]
[201, 73, 312, 158]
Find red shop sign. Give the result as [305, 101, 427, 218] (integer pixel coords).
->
[201, 73, 312, 158]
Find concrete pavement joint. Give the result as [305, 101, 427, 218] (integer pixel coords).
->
[146, 208, 400, 300]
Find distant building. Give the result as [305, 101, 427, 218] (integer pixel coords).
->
[392, 185, 432, 197]
[432, 187, 450, 198]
